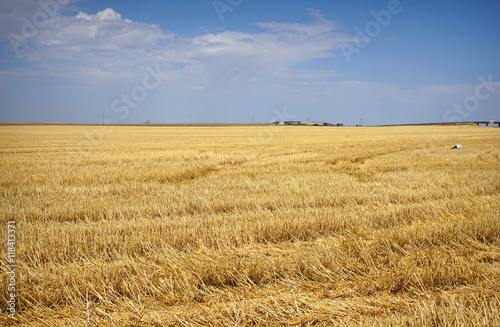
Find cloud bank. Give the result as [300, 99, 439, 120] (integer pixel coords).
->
[4, 7, 356, 91]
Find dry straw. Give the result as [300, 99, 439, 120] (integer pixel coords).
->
[1, 124, 499, 326]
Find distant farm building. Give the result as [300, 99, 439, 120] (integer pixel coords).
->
[284, 121, 302, 125]
[272, 121, 280, 125]
[306, 122, 328, 126]
[474, 120, 499, 127]
[337, 123, 344, 127]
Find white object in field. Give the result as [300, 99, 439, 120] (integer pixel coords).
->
[451, 144, 462, 149]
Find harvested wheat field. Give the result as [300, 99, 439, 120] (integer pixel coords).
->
[1, 124, 499, 326]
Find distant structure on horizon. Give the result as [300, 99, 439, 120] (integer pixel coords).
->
[280, 121, 344, 126]
[305, 122, 328, 126]
[283, 121, 302, 125]
[473, 120, 499, 127]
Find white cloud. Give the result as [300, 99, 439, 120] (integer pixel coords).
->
[276, 69, 340, 81]
[75, 8, 122, 21]
[183, 10, 354, 92]
[4, 6, 356, 92]
[28, 8, 173, 75]
[0, 7, 177, 87]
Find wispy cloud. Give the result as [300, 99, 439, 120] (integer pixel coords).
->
[17, 8, 171, 80]
[4, 7, 355, 90]
[187, 10, 352, 92]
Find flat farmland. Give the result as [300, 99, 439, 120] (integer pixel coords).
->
[1, 124, 499, 326]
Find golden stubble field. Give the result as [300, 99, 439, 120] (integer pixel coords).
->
[1, 124, 499, 326]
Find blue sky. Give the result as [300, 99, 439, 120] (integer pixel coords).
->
[1, 0, 499, 125]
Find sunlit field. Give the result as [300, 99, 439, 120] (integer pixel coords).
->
[1, 124, 499, 326]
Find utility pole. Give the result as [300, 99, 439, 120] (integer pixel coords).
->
[190, 114, 191, 126]
[103, 113, 104, 125]
[252, 117, 254, 124]
[361, 118, 363, 126]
